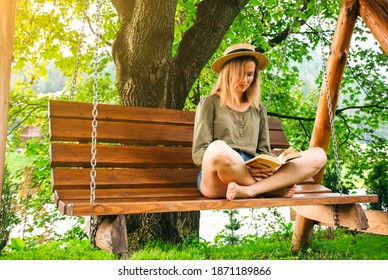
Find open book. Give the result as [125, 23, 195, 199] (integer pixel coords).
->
[245, 147, 302, 169]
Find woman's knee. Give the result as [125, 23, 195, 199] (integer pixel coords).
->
[205, 141, 231, 161]
[204, 140, 239, 167]
[310, 147, 327, 169]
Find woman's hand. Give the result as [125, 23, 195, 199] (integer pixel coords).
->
[247, 166, 277, 180]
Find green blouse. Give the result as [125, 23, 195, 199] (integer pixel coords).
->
[192, 94, 272, 166]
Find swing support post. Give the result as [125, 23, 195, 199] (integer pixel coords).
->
[292, 0, 360, 253]
[309, 0, 359, 184]
[0, 0, 18, 204]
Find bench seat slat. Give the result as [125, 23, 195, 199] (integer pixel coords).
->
[53, 183, 332, 202]
[57, 193, 379, 216]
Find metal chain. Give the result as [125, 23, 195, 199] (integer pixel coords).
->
[89, 0, 101, 247]
[90, 216, 103, 249]
[265, 0, 302, 109]
[332, 205, 341, 228]
[69, 0, 89, 101]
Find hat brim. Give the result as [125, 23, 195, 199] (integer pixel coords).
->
[211, 51, 268, 73]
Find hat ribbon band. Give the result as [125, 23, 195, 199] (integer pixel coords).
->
[226, 48, 254, 55]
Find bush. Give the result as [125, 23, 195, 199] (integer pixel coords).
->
[0, 166, 19, 253]
[366, 161, 388, 210]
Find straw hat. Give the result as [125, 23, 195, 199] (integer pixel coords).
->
[211, 43, 268, 73]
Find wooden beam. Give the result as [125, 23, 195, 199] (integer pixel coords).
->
[0, 0, 17, 203]
[309, 0, 360, 184]
[359, 210, 388, 235]
[294, 207, 388, 236]
[85, 215, 128, 255]
[359, 0, 388, 55]
[292, 204, 369, 230]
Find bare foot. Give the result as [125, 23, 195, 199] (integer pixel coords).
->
[226, 183, 297, 200]
[226, 182, 253, 200]
[263, 184, 297, 198]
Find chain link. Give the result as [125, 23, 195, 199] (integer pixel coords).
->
[89, 0, 101, 247]
[69, 0, 89, 101]
[90, 216, 103, 249]
[332, 205, 341, 227]
[265, 0, 302, 109]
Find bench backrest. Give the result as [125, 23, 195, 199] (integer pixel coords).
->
[49, 100, 289, 203]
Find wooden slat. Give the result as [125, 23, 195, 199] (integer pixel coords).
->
[53, 183, 330, 203]
[50, 100, 284, 130]
[50, 117, 288, 147]
[50, 143, 286, 168]
[267, 118, 284, 131]
[56, 193, 379, 216]
[50, 143, 196, 168]
[50, 118, 194, 145]
[54, 187, 202, 202]
[49, 100, 195, 125]
[51, 168, 199, 190]
[269, 130, 289, 148]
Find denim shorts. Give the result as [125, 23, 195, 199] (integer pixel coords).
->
[197, 151, 254, 190]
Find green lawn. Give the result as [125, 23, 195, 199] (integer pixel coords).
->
[1, 228, 387, 260]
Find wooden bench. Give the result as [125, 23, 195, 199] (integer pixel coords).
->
[48, 100, 379, 253]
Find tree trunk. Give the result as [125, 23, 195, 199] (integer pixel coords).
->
[110, 0, 248, 250]
[111, 0, 249, 109]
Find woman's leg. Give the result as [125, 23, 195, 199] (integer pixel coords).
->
[199, 140, 256, 198]
[226, 147, 327, 200]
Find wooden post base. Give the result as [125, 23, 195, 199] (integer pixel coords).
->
[85, 215, 128, 255]
[291, 203, 370, 254]
[291, 214, 315, 254]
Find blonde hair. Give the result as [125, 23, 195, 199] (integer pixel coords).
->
[210, 56, 261, 109]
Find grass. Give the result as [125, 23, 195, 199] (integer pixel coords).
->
[1, 228, 387, 260]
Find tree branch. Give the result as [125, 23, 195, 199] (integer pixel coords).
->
[336, 104, 388, 114]
[255, 0, 311, 52]
[267, 112, 315, 122]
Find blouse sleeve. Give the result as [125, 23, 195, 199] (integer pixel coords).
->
[192, 96, 215, 166]
[256, 104, 273, 156]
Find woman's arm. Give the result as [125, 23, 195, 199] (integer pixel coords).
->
[256, 103, 272, 156]
[192, 96, 215, 166]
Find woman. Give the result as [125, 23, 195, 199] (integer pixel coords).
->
[192, 43, 327, 200]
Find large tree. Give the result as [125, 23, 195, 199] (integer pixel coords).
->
[8, 0, 387, 252]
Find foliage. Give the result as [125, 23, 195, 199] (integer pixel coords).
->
[214, 209, 244, 245]
[0, 239, 117, 260]
[349, 136, 388, 210]
[0, 166, 19, 253]
[366, 161, 388, 210]
[214, 207, 294, 247]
